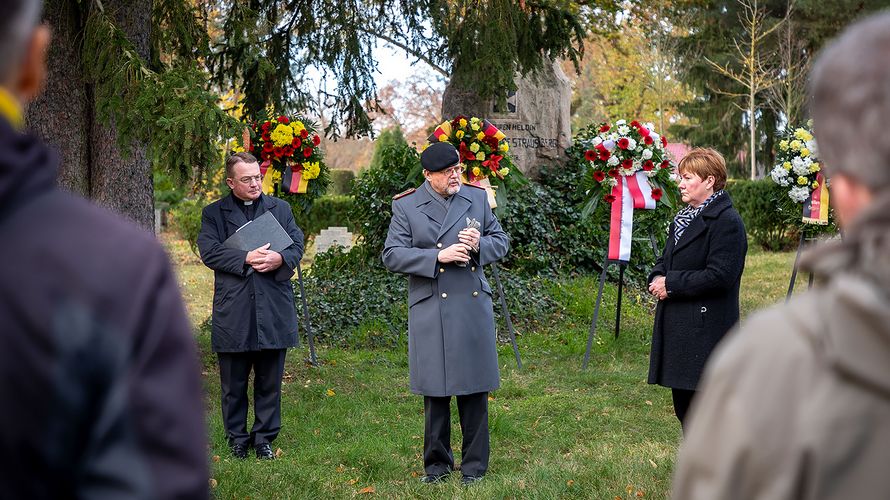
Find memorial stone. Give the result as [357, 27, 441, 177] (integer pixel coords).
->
[442, 60, 572, 178]
[316, 226, 354, 254]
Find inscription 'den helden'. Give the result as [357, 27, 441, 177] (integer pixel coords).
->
[490, 122, 559, 149]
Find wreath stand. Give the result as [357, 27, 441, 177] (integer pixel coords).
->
[582, 230, 660, 369]
[491, 263, 523, 369]
[785, 231, 816, 302]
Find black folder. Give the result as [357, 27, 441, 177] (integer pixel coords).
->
[223, 211, 295, 253]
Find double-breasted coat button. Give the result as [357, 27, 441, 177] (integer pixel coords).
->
[436, 243, 443, 248]
[701, 306, 708, 313]
[441, 293, 447, 299]
[471, 266, 476, 272]
[439, 268, 445, 273]
[472, 291, 479, 297]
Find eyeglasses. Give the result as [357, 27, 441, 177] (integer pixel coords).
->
[436, 165, 465, 177]
[235, 174, 263, 185]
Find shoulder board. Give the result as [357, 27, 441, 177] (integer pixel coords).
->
[462, 182, 486, 190]
[392, 188, 416, 200]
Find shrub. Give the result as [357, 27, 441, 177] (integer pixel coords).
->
[349, 144, 423, 260]
[725, 179, 797, 251]
[168, 197, 206, 257]
[293, 194, 354, 236]
[328, 169, 356, 195]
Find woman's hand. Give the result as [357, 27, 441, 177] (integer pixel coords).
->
[649, 276, 668, 300]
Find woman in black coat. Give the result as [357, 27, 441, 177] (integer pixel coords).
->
[648, 148, 747, 430]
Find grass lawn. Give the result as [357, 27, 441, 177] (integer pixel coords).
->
[163, 233, 805, 499]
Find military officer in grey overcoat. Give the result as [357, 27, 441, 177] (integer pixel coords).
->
[383, 142, 509, 485]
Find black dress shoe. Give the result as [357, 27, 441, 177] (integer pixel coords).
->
[255, 442, 275, 460]
[461, 475, 483, 486]
[230, 443, 248, 459]
[419, 470, 451, 484]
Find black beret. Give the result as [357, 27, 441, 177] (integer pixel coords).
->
[421, 142, 460, 172]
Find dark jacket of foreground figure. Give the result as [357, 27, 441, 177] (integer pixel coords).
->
[648, 193, 747, 391]
[0, 119, 208, 498]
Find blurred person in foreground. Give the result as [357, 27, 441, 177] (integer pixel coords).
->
[0, 0, 208, 497]
[197, 152, 304, 461]
[673, 11, 890, 499]
[647, 148, 747, 431]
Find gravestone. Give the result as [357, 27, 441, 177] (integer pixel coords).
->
[316, 226, 354, 254]
[442, 59, 572, 178]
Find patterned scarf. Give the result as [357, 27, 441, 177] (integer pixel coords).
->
[673, 190, 724, 244]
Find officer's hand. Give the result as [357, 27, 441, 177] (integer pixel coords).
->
[437, 243, 470, 264]
[246, 243, 271, 264]
[458, 228, 480, 252]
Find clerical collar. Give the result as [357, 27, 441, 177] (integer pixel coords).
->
[231, 191, 260, 205]
[0, 87, 23, 130]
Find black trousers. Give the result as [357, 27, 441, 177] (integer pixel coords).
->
[423, 392, 489, 477]
[218, 349, 287, 447]
[672, 388, 697, 432]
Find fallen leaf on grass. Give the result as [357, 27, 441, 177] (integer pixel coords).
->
[567, 480, 575, 487]
[627, 485, 634, 493]
[336, 465, 346, 473]
[636, 491, 645, 497]
[649, 459, 658, 468]
[326, 389, 336, 397]
[410, 471, 420, 478]
[358, 486, 376, 494]
[212, 455, 220, 463]
[488, 395, 495, 401]
[347, 478, 359, 485]
[208, 479, 218, 489]
[645, 400, 653, 406]
[275, 448, 283, 458]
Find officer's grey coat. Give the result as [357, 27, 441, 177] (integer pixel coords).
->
[383, 181, 509, 396]
[197, 194, 304, 352]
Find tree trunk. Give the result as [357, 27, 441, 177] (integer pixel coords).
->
[749, 90, 756, 180]
[27, 0, 155, 230]
[27, 0, 91, 198]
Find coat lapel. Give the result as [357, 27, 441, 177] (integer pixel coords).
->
[437, 189, 471, 240]
[416, 184, 444, 226]
[220, 194, 248, 234]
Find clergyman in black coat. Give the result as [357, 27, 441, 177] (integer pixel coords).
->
[647, 148, 747, 430]
[197, 152, 304, 460]
[0, 2, 208, 496]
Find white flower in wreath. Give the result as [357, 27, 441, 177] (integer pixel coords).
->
[635, 145, 643, 153]
[618, 125, 631, 135]
[806, 139, 818, 156]
[771, 165, 790, 186]
[626, 137, 638, 150]
[609, 132, 619, 141]
[642, 149, 653, 160]
[607, 155, 620, 166]
[791, 156, 810, 176]
[789, 185, 811, 203]
[646, 169, 659, 178]
[616, 119, 627, 126]
[592, 136, 603, 147]
[606, 177, 618, 187]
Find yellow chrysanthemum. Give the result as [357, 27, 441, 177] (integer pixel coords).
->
[459, 118, 467, 128]
[292, 121, 306, 134]
[475, 151, 485, 161]
[476, 132, 485, 141]
[231, 144, 245, 153]
[779, 140, 789, 151]
[469, 142, 480, 153]
[810, 162, 820, 172]
[498, 167, 510, 177]
[271, 124, 294, 147]
[794, 128, 813, 141]
[790, 140, 802, 151]
[800, 148, 810, 157]
[472, 166, 482, 177]
[783, 161, 792, 170]
[455, 130, 465, 139]
[499, 142, 509, 152]
[797, 176, 808, 185]
[303, 162, 321, 179]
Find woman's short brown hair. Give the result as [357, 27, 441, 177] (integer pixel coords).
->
[678, 148, 728, 191]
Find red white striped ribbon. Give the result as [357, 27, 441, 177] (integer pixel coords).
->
[608, 171, 657, 261]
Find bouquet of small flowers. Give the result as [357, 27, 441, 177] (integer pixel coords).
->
[427, 115, 519, 209]
[770, 122, 822, 203]
[580, 119, 674, 206]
